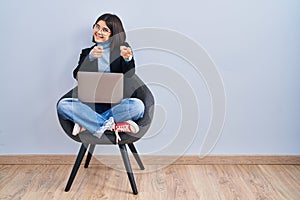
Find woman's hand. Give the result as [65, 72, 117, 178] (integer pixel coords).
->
[120, 46, 132, 60]
[91, 46, 104, 58]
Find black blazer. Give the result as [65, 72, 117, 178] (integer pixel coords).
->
[73, 42, 135, 79]
[71, 43, 140, 111]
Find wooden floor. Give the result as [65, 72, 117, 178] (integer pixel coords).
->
[0, 164, 299, 200]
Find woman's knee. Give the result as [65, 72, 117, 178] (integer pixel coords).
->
[131, 98, 145, 117]
[134, 98, 145, 110]
[57, 98, 72, 114]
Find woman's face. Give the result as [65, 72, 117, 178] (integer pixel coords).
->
[93, 20, 111, 43]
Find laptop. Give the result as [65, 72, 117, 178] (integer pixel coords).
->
[77, 71, 124, 103]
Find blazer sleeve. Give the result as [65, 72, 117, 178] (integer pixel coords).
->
[72, 47, 97, 79]
[120, 42, 135, 77]
[73, 43, 135, 79]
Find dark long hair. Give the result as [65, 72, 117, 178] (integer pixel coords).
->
[92, 13, 126, 51]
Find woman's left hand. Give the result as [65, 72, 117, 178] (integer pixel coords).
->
[120, 46, 132, 60]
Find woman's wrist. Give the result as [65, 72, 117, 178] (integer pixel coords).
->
[89, 51, 96, 61]
[124, 55, 133, 62]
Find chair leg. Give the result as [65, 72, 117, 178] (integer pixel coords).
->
[65, 143, 88, 192]
[84, 144, 95, 168]
[127, 143, 145, 170]
[119, 144, 138, 195]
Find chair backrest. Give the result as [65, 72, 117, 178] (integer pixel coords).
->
[125, 74, 155, 142]
[57, 74, 155, 144]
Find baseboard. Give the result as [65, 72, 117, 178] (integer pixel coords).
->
[0, 155, 299, 165]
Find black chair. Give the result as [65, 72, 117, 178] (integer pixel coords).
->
[56, 74, 154, 195]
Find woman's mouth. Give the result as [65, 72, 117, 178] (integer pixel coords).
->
[95, 34, 104, 41]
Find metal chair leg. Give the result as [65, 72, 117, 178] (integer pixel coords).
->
[127, 143, 145, 170]
[119, 144, 138, 195]
[84, 144, 95, 168]
[65, 143, 88, 192]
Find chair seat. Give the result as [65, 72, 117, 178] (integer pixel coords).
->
[58, 117, 149, 145]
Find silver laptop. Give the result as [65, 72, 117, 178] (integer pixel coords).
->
[77, 71, 123, 103]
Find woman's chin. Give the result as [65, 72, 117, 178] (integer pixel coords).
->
[95, 37, 108, 43]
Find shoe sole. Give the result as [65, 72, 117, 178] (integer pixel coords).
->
[126, 120, 139, 133]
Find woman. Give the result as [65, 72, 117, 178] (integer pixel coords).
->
[57, 13, 145, 142]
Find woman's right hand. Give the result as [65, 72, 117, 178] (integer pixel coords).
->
[91, 46, 103, 58]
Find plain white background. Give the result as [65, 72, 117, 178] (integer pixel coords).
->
[0, 0, 299, 155]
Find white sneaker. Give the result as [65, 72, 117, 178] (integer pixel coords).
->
[104, 117, 115, 131]
[72, 123, 86, 136]
[95, 117, 115, 136]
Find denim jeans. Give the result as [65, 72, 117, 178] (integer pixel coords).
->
[57, 98, 145, 138]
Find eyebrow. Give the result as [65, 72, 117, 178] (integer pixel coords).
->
[96, 23, 109, 29]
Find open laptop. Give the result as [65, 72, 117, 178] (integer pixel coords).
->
[77, 71, 124, 103]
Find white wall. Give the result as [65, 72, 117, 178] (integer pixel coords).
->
[0, 0, 299, 155]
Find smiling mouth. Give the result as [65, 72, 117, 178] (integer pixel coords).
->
[95, 34, 104, 40]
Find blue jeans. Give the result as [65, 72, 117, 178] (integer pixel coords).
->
[57, 98, 145, 138]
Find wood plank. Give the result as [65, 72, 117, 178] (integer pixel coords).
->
[0, 155, 300, 165]
[0, 164, 299, 199]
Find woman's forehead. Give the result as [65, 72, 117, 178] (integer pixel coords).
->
[96, 20, 109, 27]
